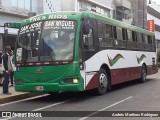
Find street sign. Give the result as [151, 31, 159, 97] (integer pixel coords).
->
[148, 20, 155, 32]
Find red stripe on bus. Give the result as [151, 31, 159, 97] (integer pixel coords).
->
[85, 66, 158, 90]
[85, 73, 99, 90]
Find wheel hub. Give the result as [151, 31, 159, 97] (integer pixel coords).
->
[99, 73, 108, 88]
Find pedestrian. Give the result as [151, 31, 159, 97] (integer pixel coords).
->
[9, 50, 14, 87]
[2, 46, 12, 94]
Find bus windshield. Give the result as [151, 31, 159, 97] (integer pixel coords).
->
[17, 20, 77, 63]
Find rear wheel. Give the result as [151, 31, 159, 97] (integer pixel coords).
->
[96, 69, 108, 95]
[140, 65, 147, 83]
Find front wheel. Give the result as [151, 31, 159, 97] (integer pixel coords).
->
[140, 65, 147, 83]
[96, 69, 108, 95]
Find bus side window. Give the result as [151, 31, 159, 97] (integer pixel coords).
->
[144, 34, 149, 50]
[98, 21, 113, 48]
[114, 27, 123, 48]
[122, 28, 127, 48]
[137, 33, 144, 50]
[113, 26, 118, 46]
[83, 28, 94, 51]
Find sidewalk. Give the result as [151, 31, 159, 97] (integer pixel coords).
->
[0, 85, 42, 104]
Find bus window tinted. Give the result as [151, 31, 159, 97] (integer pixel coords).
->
[83, 29, 94, 50]
[98, 22, 113, 48]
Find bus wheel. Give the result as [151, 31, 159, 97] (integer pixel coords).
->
[96, 69, 108, 95]
[140, 65, 147, 83]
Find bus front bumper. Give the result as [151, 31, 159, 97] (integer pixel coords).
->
[15, 83, 84, 92]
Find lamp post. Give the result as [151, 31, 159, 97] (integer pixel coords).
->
[142, 0, 152, 29]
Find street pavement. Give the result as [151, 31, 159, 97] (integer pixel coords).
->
[0, 70, 159, 120]
[0, 69, 159, 105]
[0, 69, 159, 104]
[0, 85, 42, 104]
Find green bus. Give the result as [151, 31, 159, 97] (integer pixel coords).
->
[9, 11, 157, 95]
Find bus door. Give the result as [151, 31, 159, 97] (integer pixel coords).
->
[81, 18, 99, 89]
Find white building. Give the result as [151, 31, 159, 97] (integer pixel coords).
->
[61, 0, 113, 17]
[60, 0, 132, 24]
[0, 0, 61, 50]
[31, 0, 61, 14]
[147, 1, 160, 52]
[0, 0, 133, 50]
[0, 0, 31, 50]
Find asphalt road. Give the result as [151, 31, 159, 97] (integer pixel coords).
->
[0, 70, 160, 120]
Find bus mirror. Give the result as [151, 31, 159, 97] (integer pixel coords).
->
[79, 60, 84, 70]
[83, 23, 89, 35]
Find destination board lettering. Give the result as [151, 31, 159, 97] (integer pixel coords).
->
[29, 16, 46, 22]
[29, 15, 68, 22]
[20, 20, 75, 34]
[44, 21, 74, 30]
[20, 22, 42, 34]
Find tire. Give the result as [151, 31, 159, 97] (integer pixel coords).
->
[140, 65, 147, 83]
[96, 69, 108, 95]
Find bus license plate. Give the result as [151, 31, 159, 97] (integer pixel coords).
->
[36, 86, 44, 91]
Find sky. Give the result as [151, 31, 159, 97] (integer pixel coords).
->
[152, 0, 160, 5]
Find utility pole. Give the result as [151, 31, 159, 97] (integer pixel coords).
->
[143, 0, 144, 29]
[30, 0, 32, 11]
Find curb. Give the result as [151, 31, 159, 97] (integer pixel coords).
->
[0, 92, 43, 104]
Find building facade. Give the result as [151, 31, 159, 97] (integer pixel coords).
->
[130, 0, 148, 29]
[1, 0, 159, 54]
[31, 0, 61, 14]
[147, 1, 160, 60]
[60, 0, 132, 24]
[112, 0, 132, 24]
[0, 0, 62, 50]
[0, 0, 31, 50]
[61, 0, 113, 18]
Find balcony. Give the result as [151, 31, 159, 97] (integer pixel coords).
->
[116, 0, 131, 10]
[113, 10, 130, 20]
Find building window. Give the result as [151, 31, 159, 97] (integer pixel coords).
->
[24, 0, 31, 10]
[11, 0, 30, 10]
[79, 0, 89, 10]
[116, 27, 123, 40]
[91, 4, 96, 12]
[127, 30, 132, 41]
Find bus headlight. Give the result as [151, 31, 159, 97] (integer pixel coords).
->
[64, 78, 79, 84]
[73, 78, 78, 83]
